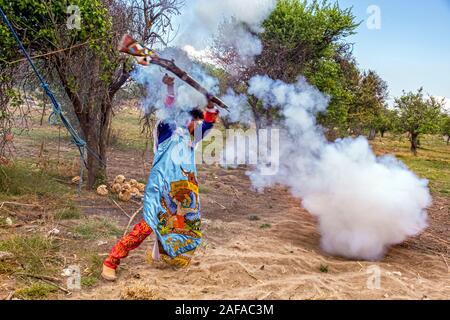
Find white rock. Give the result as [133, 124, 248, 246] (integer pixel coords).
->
[5, 217, 13, 226]
[0, 251, 14, 261]
[47, 228, 60, 236]
[61, 268, 72, 277]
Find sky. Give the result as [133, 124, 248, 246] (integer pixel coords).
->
[172, 0, 450, 109]
[336, 0, 450, 106]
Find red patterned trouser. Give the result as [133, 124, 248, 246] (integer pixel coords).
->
[103, 219, 153, 270]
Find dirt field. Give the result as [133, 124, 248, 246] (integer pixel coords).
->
[75, 159, 450, 300]
[1, 110, 449, 300]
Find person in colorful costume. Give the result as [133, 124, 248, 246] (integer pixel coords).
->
[102, 75, 219, 281]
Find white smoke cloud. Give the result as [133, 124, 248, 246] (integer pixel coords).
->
[247, 75, 430, 261]
[174, 0, 276, 64]
[131, 47, 219, 122]
[221, 89, 254, 124]
[132, 0, 275, 122]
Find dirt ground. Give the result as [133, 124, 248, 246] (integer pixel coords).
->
[1, 127, 449, 300]
[72, 147, 449, 300]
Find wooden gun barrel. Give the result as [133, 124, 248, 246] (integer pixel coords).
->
[119, 34, 229, 110]
[151, 57, 229, 110]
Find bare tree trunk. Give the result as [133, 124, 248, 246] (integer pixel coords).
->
[368, 128, 376, 140]
[410, 132, 419, 156]
[81, 99, 113, 189]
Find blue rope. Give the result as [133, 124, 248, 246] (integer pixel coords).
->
[0, 6, 106, 190]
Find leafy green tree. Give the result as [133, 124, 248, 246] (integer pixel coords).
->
[375, 108, 398, 138]
[440, 113, 450, 145]
[0, 0, 181, 188]
[258, 0, 359, 134]
[1, 0, 117, 187]
[348, 70, 389, 139]
[394, 88, 443, 155]
[211, 0, 359, 136]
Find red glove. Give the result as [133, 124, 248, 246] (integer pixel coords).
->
[204, 101, 219, 123]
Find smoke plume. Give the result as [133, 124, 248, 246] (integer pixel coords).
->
[133, 0, 275, 121]
[133, 1, 431, 261]
[174, 0, 276, 64]
[247, 75, 430, 260]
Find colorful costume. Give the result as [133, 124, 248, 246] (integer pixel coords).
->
[104, 90, 218, 270]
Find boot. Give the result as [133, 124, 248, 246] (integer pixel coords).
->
[101, 264, 117, 281]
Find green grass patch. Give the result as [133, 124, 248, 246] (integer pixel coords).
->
[80, 253, 103, 288]
[72, 218, 122, 240]
[54, 201, 81, 220]
[248, 215, 260, 221]
[0, 235, 57, 276]
[371, 134, 450, 196]
[81, 276, 98, 288]
[15, 282, 58, 300]
[260, 223, 271, 229]
[0, 161, 80, 219]
[319, 264, 329, 273]
[0, 161, 73, 199]
[109, 110, 148, 152]
[13, 126, 72, 144]
[86, 253, 103, 279]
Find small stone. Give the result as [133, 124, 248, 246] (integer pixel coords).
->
[136, 183, 146, 193]
[96, 185, 109, 196]
[47, 228, 60, 236]
[392, 271, 402, 277]
[119, 190, 132, 202]
[97, 240, 108, 246]
[61, 268, 72, 277]
[111, 183, 122, 194]
[71, 176, 81, 184]
[0, 251, 14, 261]
[114, 175, 126, 185]
[5, 217, 13, 226]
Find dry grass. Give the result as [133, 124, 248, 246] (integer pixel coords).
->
[371, 134, 450, 195]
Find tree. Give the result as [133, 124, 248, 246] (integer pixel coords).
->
[394, 88, 443, 155]
[0, 69, 21, 159]
[0, 0, 182, 188]
[375, 108, 397, 138]
[348, 70, 389, 139]
[441, 113, 450, 145]
[211, 0, 359, 135]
